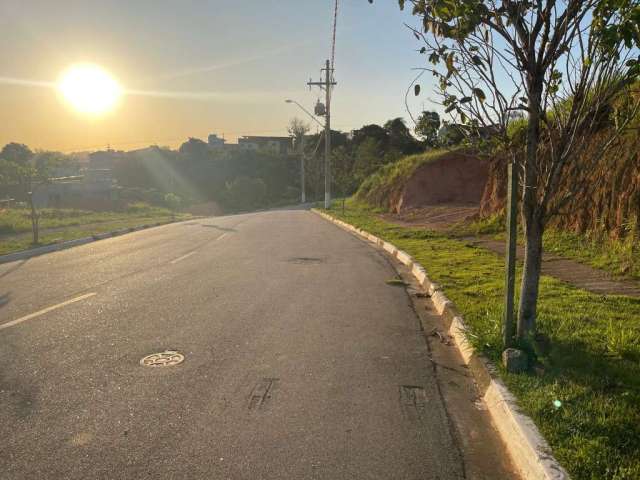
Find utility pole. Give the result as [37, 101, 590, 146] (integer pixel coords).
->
[503, 160, 518, 347]
[300, 135, 306, 204]
[307, 60, 336, 209]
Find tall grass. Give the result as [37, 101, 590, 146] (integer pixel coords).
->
[0, 204, 174, 236]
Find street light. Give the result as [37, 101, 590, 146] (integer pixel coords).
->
[285, 99, 324, 128]
[285, 100, 316, 205]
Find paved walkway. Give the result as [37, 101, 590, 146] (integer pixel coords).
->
[382, 205, 640, 298]
[464, 236, 640, 297]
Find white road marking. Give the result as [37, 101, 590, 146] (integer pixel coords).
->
[170, 251, 197, 264]
[0, 293, 97, 331]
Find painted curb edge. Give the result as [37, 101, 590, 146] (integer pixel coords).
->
[312, 208, 569, 480]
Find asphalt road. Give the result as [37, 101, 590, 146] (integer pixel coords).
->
[0, 209, 513, 479]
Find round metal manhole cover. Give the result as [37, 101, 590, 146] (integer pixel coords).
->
[140, 351, 185, 367]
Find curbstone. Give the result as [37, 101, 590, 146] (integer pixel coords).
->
[311, 208, 570, 480]
[412, 264, 427, 285]
[431, 290, 454, 315]
[383, 242, 398, 255]
[395, 249, 414, 267]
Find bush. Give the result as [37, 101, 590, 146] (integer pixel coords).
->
[163, 193, 182, 212]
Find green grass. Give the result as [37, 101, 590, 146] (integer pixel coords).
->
[456, 212, 640, 281]
[326, 200, 640, 480]
[0, 203, 192, 255]
[543, 227, 640, 280]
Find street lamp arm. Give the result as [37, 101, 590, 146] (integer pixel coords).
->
[284, 99, 324, 128]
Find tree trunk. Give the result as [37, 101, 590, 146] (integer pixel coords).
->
[517, 78, 544, 340]
[28, 193, 39, 245]
[517, 211, 544, 339]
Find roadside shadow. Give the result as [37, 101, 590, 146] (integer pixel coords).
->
[201, 225, 237, 232]
[0, 292, 10, 309]
[0, 259, 29, 279]
[0, 342, 39, 419]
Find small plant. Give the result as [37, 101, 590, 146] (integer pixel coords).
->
[605, 320, 640, 360]
[163, 193, 182, 217]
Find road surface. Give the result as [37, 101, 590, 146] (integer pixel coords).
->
[0, 209, 514, 479]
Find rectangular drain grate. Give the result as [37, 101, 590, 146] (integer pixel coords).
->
[248, 378, 278, 410]
[399, 385, 427, 420]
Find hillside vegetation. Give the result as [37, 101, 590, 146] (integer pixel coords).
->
[354, 149, 454, 210]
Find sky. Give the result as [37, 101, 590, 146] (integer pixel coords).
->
[0, 0, 435, 153]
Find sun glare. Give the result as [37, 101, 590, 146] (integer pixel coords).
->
[57, 64, 122, 115]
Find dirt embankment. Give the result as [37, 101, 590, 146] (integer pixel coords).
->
[392, 152, 489, 213]
[479, 132, 640, 238]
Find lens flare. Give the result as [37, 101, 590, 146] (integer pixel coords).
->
[57, 64, 122, 115]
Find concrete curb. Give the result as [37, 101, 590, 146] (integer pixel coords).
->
[312, 208, 569, 480]
[0, 218, 196, 265]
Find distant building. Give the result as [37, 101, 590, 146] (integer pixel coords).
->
[33, 170, 119, 210]
[30, 149, 122, 209]
[208, 134, 226, 148]
[88, 149, 123, 170]
[237, 136, 293, 155]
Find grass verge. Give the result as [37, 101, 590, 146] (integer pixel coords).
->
[457, 212, 640, 281]
[0, 204, 192, 256]
[326, 200, 640, 480]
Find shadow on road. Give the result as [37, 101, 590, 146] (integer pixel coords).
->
[201, 224, 237, 232]
[0, 292, 10, 309]
[0, 259, 29, 279]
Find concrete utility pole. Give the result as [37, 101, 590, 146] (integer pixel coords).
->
[308, 60, 336, 209]
[285, 99, 324, 205]
[503, 160, 518, 347]
[323, 59, 331, 209]
[300, 135, 306, 203]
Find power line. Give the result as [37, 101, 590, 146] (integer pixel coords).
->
[330, 0, 339, 73]
[329, 0, 339, 104]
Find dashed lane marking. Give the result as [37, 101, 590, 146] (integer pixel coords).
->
[0, 293, 97, 331]
[170, 251, 197, 264]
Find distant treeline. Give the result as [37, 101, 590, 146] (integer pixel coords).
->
[0, 115, 439, 212]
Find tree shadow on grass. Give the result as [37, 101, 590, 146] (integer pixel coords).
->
[510, 335, 640, 476]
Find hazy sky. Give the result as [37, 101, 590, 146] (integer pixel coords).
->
[0, 1, 434, 152]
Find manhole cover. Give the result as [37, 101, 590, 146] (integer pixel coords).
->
[140, 351, 185, 367]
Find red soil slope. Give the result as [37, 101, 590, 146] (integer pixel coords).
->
[393, 153, 489, 213]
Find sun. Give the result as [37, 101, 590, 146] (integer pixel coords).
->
[57, 64, 122, 115]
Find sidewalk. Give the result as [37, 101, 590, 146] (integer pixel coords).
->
[382, 205, 640, 298]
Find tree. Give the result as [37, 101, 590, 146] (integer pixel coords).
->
[178, 137, 210, 159]
[164, 193, 182, 218]
[287, 117, 310, 145]
[224, 176, 267, 210]
[1, 143, 33, 166]
[390, 0, 640, 342]
[384, 117, 422, 154]
[0, 144, 52, 244]
[288, 118, 311, 202]
[351, 124, 389, 149]
[414, 111, 441, 146]
[331, 145, 358, 211]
